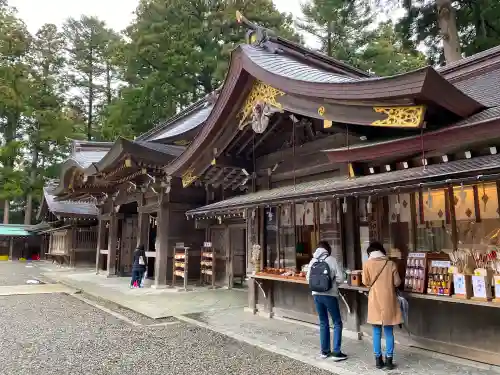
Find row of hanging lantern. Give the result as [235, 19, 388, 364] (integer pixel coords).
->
[184, 177, 488, 222]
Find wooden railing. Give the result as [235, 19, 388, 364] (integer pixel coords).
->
[50, 230, 69, 255]
[74, 227, 98, 252]
[48, 227, 98, 255]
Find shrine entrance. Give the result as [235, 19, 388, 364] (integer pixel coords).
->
[117, 202, 138, 276]
[228, 225, 246, 288]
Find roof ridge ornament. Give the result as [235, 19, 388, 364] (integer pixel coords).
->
[236, 11, 275, 46]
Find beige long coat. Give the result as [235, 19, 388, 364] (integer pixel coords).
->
[362, 256, 403, 326]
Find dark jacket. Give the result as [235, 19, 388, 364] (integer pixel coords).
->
[132, 248, 147, 272]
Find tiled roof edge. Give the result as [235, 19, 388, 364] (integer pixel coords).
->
[137, 91, 219, 141]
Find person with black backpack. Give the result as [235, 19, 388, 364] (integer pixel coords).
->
[306, 240, 347, 361]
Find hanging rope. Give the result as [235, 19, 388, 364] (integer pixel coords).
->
[293, 117, 296, 189]
[421, 127, 426, 170]
[252, 133, 256, 192]
[346, 125, 350, 178]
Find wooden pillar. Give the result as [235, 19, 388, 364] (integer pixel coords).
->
[95, 217, 106, 274]
[154, 191, 170, 288]
[137, 196, 150, 249]
[8, 237, 14, 260]
[262, 279, 274, 318]
[341, 197, 362, 337]
[225, 226, 233, 289]
[69, 226, 76, 268]
[106, 213, 118, 277]
[246, 278, 258, 314]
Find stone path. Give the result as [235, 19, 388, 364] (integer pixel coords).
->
[0, 293, 334, 375]
[37, 264, 500, 375]
[181, 308, 500, 375]
[42, 269, 247, 319]
[0, 283, 73, 296]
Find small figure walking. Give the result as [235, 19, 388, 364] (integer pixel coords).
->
[131, 245, 147, 288]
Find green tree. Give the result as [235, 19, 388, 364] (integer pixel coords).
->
[102, 0, 298, 138]
[23, 23, 75, 224]
[0, 2, 31, 223]
[63, 16, 111, 141]
[358, 21, 427, 76]
[296, 0, 371, 63]
[374, 0, 500, 65]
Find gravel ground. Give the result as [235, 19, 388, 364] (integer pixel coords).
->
[0, 262, 48, 286]
[0, 293, 333, 375]
[78, 292, 176, 326]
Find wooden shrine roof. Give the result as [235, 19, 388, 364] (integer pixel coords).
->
[84, 138, 184, 177]
[38, 185, 98, 219]
[137, 92, 217, 144]
[324, 106, 500, 163]
[163, 38, 484, 185]
[187, 152, 500, 216]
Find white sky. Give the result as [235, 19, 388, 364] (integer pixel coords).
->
[11, 0, 304, 34]
[10, 0, 401, 52]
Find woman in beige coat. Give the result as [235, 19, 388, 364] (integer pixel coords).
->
[362, 242, 402, 370]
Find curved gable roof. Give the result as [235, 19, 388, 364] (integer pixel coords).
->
[137, 94, 217, 143]
[163, 40, 484, 179]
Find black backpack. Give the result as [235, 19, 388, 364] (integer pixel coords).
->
[308, 254, 332, 292]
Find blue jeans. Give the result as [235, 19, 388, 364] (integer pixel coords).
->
[313, 295, 343, 354]
[131, 270, 144, 286]
[373, 325, 395, 358]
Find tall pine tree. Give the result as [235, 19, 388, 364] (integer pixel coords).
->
[23, 23, 74, 224]
[296, 0, 371, 63]
[0, 2, 31, 223]
[63, 16, 111, 141]
[102, 0, 299, 138]
[373, 0, 500, 64]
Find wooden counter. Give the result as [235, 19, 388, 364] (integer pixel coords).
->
[251, 273, 369, 291]
[250, 273, 500, 308]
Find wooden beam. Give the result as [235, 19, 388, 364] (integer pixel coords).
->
[226, 126, 251, 155]
[245, 117, 284, 158]
[258, 163, 338, 185]
[138, 202, 159, 214]
[256, 134, 346, 169]
[212, 155, 251, 170]
[206, 167, 225, 185]
[236, 132, 255, 156]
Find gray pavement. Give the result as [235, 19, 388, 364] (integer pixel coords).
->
[41, 268, 248, 318]
[0, 293, 333, 375]
[3, 261, 499, 375]
[0, 262, 333, 375]
[183, 309, 500, 375]
[0, 261, 48, 286]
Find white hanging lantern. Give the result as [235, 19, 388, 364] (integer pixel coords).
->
[267, 209, 273, 221]
[459, 183, 467, 203]
[366, 196, 373, 214]
[395, 195, 401, 215]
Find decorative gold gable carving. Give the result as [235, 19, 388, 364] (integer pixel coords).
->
[371, 106, 425, 128]
[238, 81, 284, 129]
[182, 168, 197, 188]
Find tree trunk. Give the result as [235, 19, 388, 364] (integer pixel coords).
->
[24, 147, 39, 225]
[436, 0, 462, 63]
[327, 21, 333, 57]
[87, 45, 94, 141]
[106, 62, 112, 105]
[3, 200, 9, 224]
